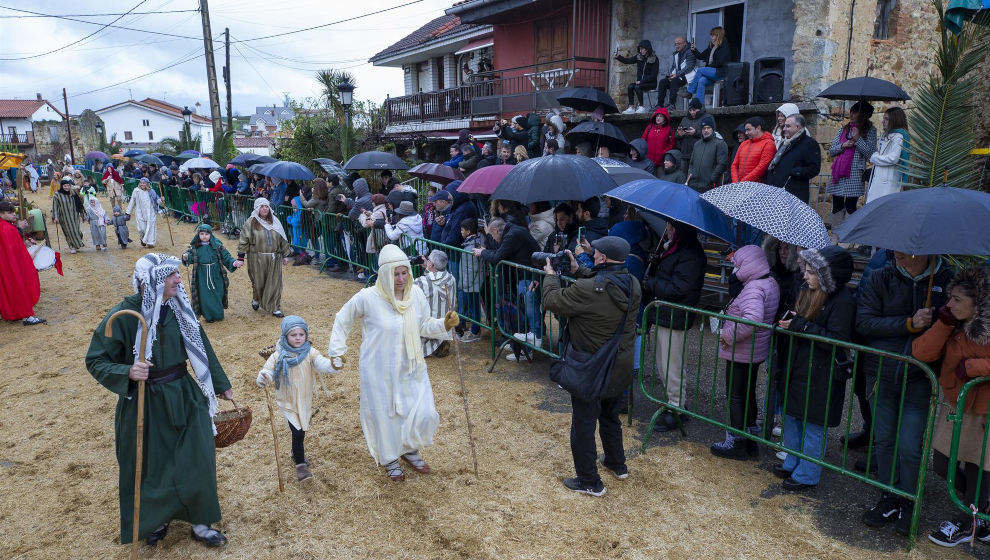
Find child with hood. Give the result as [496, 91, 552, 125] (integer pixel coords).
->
[710, 244, 780, 460]
[182, 223, 242, 322]
[257, 315, 338, 481]
[642, 107, 676, 166]
[414, 249, 458, 358]
[85, 196, 109, 251]
[286, 195, 310, 260]
[657, 150, 687, 184]
[628, 138, 656, 174]
[109, 205, 130, 249]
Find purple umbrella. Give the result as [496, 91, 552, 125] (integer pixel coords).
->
[85, 150, 109, 160]
[456, 164, 514, 195]
[408, 162, 463, 185]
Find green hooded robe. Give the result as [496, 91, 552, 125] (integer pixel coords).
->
[182, 224, 237, 322]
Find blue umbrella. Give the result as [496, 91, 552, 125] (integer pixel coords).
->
[255, 161, 315, 181]
[606, 178, 739, 244]
[230, 153, 275, 166]
[122, 149, 145, 157]
[491, 154, 617, 204]
[85, 150, 109, 160]
[178, 149, 201, 157]
[833, 186, 990, 255]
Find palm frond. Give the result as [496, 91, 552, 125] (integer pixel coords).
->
[901, 0, 988, 189]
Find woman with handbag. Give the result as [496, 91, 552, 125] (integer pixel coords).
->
[773, 246, 856, 491]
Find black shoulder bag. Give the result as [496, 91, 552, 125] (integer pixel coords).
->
[549, 272, 632, 402]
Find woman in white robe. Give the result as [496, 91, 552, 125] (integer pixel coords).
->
[127, 178, 159, 247]
[328, 244, 459, 482]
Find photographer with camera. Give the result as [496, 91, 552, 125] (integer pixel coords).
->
[493, 116, 531, 153]
[541, 236, 642, 496]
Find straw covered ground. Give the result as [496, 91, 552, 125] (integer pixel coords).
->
[0, 191, 979, 559]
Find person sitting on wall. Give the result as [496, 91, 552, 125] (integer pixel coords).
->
[614, 40, 659, 114]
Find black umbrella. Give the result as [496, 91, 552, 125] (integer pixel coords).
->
[134, 154, 165, 167]
[230, 153, 275, 166]
[833, 186, 990, 254]
[490, 154, 617, 204]
[556, 87, 619, 114]
[343, 151, 408, 171]
[566, 121, 629, 153]
[602, 165, 655, 186]
[150, 153, 175, 166]
[817, 76, 910, 101]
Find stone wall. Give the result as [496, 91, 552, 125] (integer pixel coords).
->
[30, 110, 102, 164]
[607, 0, 643, 106]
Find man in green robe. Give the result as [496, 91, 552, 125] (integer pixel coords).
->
[182, 224, 242, 323]
[85, 253, 233, 548]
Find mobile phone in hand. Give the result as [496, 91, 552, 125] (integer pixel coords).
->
[782, 310, 797, 320]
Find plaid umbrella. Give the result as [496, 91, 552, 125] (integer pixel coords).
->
[700, 182, 830, 249]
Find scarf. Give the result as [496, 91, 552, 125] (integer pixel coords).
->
[768, 128, 805, 172]
[374, 244, 425, 374]
[831, 124, 857, 183]
[88, 198, 107, 222]
[248, 197, 288, 241]
[273, 315, 311, 390]
[132, 253, 219, 431]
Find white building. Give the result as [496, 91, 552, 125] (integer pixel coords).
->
[233, 136, 273, 157]
[243, 106, 294, 136]
[0, 96, 66, 155]
[95, 98, 214, 154]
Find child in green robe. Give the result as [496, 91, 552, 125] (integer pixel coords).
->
[182, 224, 242, 322]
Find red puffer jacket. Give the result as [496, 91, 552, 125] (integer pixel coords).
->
[642, 107, 676, 166]
[730, 131, 777, 182]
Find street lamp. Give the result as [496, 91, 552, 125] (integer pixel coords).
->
[181, 106, 193, 147]
[337, 81, 355, 159]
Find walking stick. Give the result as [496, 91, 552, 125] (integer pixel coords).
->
[446, 286, 479, 477]
[103, 309, 149, 560]
[263, 385, 285, 492]
[51, 216, 62, 252]
[154, 183, 174, 247]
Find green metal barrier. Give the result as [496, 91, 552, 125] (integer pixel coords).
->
[945, 376, 990, 523]
[636, 299, 940, 547]
[489, 259, 570, 366]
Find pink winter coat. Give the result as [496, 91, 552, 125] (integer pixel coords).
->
[719, 245, 781, 363]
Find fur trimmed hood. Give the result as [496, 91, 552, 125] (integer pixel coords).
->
[762, 236, 800, 272]
[948, 266, 990, 345]
[798, 245, 853, 294]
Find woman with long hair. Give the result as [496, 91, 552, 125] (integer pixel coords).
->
[866, 106, 909, 204]
[237, 198, 291, 317]
[684, 26, 732, 105]
[773, 246, 856, 491]
[826, 101, 877, 226]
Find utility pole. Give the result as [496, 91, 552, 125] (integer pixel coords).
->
[62, 88, 75, 165]
[224, 27, 232, 132]
[198, 0, 223, 149]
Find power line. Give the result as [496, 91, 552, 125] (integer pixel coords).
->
[0, 4, 204, 40]
[233, 36, 365, 67]
[69, 49, 204, 98]
[230, 0, 424, 43]
[0, 8, 198, 18]
[231, 42, 278, 98]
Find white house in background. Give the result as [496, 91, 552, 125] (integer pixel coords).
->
[0, 96, 66, 155]
[95, 98, 214, 154]
[233, 136, 273, 157]
[243, 106, 293, 136]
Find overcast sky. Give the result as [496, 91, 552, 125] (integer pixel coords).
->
[0, 0, 454, 116]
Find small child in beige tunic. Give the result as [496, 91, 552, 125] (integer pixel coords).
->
[257, 316, 338, 481]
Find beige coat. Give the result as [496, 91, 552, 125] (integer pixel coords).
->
[260, 348, 335, 431]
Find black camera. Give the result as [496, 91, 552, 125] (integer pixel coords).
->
[532, 250, 569, 273]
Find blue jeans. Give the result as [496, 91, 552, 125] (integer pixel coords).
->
[870, 373, 932, 494]
[782, 414, 827, 485]
[687, 67, 719, 104]
[457, 290, 481, 335]
[516, 279, 543, 338]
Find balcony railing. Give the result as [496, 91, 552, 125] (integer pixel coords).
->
[0, 132, 33, 144]
[385, 57, 607, 126]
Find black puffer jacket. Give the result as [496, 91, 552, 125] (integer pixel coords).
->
[778, 246, 856, 427]
[855, 259, 954, 383]
[614, 40, 659, 89]
[642, 224, 706, 330]
[479, 214, 539, 267]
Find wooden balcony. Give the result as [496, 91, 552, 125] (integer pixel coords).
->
[0, 131, 33, 144]
[385, 57, 607, 126]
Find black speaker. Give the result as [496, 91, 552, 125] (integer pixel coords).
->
[753, 57, 785, 103]
[722, 62, 749, 106]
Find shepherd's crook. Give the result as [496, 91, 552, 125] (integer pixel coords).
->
[103, 309, 149, 560]
[153, 182, 174, 246]
[446, 285, 479, 477]
[263, 385, 285, 492]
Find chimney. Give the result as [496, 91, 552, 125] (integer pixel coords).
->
[36, 93, 42, 101]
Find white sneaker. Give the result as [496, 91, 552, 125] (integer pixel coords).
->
[458, 332, 480, 343]
[635, 105, 649, 114]
[513, 332, 542, 347]
[772, 425, 782, 438]
[621, 106, 636, 115]
[776, 451, 787, 461]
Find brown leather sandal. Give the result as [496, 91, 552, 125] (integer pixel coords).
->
[401, 453, 432, 474]
[385, 460, 405, 482]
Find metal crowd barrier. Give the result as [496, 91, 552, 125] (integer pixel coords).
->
[636, 299, 940, 546]
[488, 260, 570, 366]
[945, 377, 990, 523]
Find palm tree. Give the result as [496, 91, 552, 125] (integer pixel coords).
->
[315, 69, 356, 125]
[901, 0, 988, 190]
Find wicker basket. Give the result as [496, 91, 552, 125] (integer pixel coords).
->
[214, 399, 251, 448]
[259, 344, 276, 360]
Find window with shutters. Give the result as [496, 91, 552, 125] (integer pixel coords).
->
[142, 119, 150, 126]
[148, 131, 154, 140]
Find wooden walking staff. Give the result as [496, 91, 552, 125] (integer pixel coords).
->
[263, 385, 285, 492]
[153, 182, 174, 247]
[103, 309, 150, 560]
[445, 285, 479, 477]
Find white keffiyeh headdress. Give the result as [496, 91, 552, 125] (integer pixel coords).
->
[132, 253, 219, 429]
[248, 197, 287, 241]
